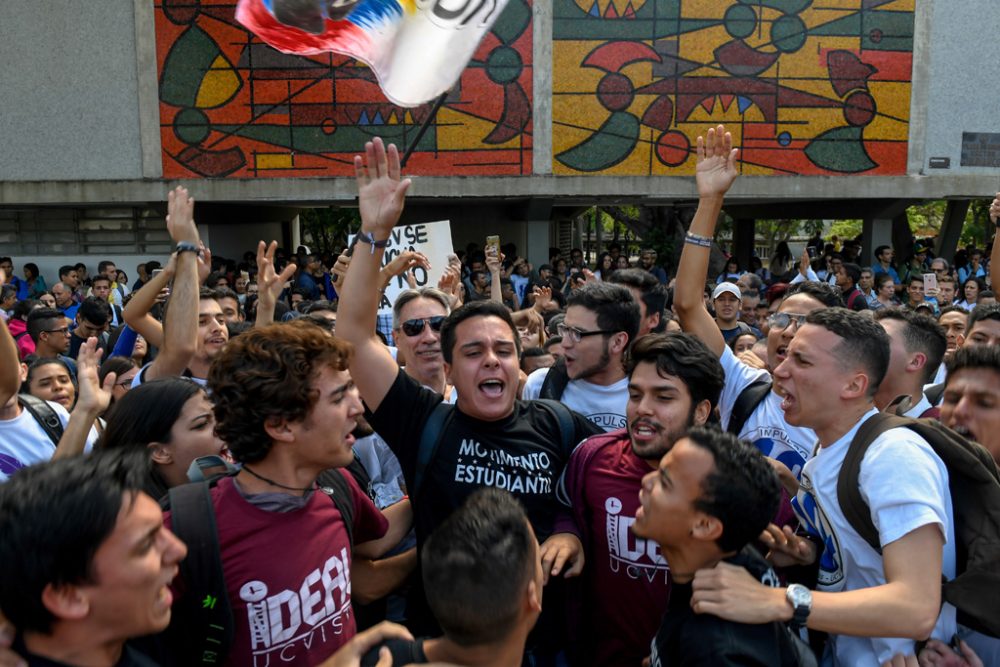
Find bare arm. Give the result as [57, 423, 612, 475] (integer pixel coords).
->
[254, 241, 297, 327]
[672, 125, 739, 358]
[486, 247, 503, 303]
[350, 549, 418, 605]
[337, 138, 412, 413]
[692, 523, 945, 640]
[144, 188, 201, 381]
[353, 499, 413, 559]
[122, 255, 176, 349]
[53, 339, 114, 459]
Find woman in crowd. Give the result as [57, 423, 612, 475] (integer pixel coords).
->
[22, 263, 47, 298]
[23, 357, 76, 410]
[37, 291, 56, 309]
[616, 254, 630, 270]
[768, 241, 794, 283]
[957, 277, 983, 311]
[874, 273, 898, 309]
[7, 299, 38, 360]
[98, 356, 140, 405]
[594, 252, 614, 280]
[715, 257, 744, 284]
[99, 377, 229, 500]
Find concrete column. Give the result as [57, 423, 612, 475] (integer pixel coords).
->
[733, 218, 756, 273]
[532, 1, 553, 176]
[938, 200, 971, 263]
[526, 219, 550, 269]
[862, 218, 894, 267]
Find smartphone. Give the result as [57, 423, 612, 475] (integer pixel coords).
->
[807, 247, 817, 259]
[923, 272, 938, 292]
[152, 268, 164, 278]
[486, 235, 500, 258]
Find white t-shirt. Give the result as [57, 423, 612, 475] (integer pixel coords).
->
[791, 409, 957, 666]
[522, 368, 628, 432]
[719, 346, 817, 478]
[0, 400, 99, 482]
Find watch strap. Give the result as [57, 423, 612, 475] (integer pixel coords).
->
[356, 231, 390, 255]
[175, 241, 200, 255]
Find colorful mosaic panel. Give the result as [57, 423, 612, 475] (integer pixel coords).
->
[155, 0, 532, 178]
[553, 0, 914, 175]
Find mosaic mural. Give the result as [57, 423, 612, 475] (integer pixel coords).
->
[155, 0, 532, 178]
[552, 0, 915, 176]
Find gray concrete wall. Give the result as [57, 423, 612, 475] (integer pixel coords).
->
[0, 0, 145, 182]
[919, 1, 1000, 176]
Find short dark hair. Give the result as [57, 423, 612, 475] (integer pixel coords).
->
[208, 321, 352, 463]
[874, 309, 947, 384]
[967, 304, 1000, 333]
[440, 301, 521, 365]
[97, 260, 115, 273]
[627, 333, 724, 412]
[606, 268, 667, 324]
[520, 346, 549, 360]
[543, 335, 562, 352]
[566, 282, 640, 344]
[0, 449, 147, 633]
[806, 308, 890, 396]
[423, 488, 535, 646]
[909, 274, 924, 286]
[785, 281, 843, 308]
[946, 343, 1000, 378]
[58, 265, 76, 280]
[874, 273, 895, 290]
[78, 296, 111, 327]
[91, 275, 111, 288]
[26, 307, 65, 343]
[841, 262, 862, 286]
[685, 427, 781, 553]
[875, 245, 892, 260]
[978, 290, 996, 301]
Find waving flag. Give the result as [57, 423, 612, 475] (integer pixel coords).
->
[236, 0, 510, 107]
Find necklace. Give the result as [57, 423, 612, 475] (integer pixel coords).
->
[241, 464, 313, 492]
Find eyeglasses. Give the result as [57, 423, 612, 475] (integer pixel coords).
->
[557, 324, 617, 343]
[767, 312, 808, 331]
[43, 327, 70, 336]
[115, 375, 137, 387]
[399, 316, 445, 337]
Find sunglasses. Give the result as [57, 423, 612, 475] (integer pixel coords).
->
[399, 316, 445, 337]
[767, 312, 808, 331]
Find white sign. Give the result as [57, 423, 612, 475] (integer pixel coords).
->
[351, 220, 453, 314]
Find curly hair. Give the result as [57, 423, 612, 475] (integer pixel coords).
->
[208, 321, 353, 463]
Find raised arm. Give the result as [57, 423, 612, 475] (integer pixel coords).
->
[122, 253, 177, 349]
[255, 241, 297, 327]
[672, 125, 740, 357]
[337, 138, 412, 412]
[486, 246, 504, 304]
[54, 338, 114, 459]
[0, 269, 19, 407]
[143, 187, 202, 381]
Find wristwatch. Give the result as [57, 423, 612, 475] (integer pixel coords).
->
[175, 241, 200, 255]
[785, 583, 812, 628]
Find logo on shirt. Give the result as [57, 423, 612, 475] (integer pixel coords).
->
[588, 412, 627, 431]
[605, 496, 669, 583]
[790, 472, 844, 588]
[455, 439, 554, 495]
[240, 547, 352, 663]
[745, 427, 809, 479]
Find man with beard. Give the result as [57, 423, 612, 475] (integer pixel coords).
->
[541, 333, 724, 667]
[522, 282, 640, 432]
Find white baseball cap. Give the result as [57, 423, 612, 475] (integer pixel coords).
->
[712, 283, 742, 301]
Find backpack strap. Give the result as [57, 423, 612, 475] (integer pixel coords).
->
[412, 401, 453, 502]
[837, 413, 907, 554]
[316, 468, 356, 548]
[539, 357, 571, 401]
[167, 481, 234, 666]
[727, 379, 772, 436]
[12, 330, 28, 342]
[17, 394, 64, 448]
[925, 382, 945, 406]
[535, 399, 578, 458]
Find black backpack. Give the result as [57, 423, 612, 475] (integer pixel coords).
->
[538, 357, 571, 401]
[837, 413, 1000, 637]
[727, 379, 772, 436]
[164, 464, 363, 665]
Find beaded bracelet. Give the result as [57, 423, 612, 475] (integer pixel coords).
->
[685, 231, 713, 248]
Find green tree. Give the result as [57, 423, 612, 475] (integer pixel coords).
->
[300, 207, 361, 257]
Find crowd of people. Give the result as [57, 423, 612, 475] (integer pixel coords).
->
[0, 128, 998, 667]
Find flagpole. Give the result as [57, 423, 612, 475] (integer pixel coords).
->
[400, 91, 449, 168]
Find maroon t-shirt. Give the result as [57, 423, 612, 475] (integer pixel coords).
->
[555, 429, 669, 667]
[168, 474, 387, 666]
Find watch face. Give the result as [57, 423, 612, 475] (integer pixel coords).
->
[788, 584, 811, 607]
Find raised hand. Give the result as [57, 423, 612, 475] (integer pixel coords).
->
[696, 125, 740, 199]
[331, 248, 352, 285]
[355, 138, 411, 235]
[759, 523, 817, 567]
[990, 193, 1000, 224]
[197, 245, 213, 285]
[74, 338, 114, 416]
[256, 240, 297, 304]
[166, 186, 199, 245]
[437, 266, 463, 309]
